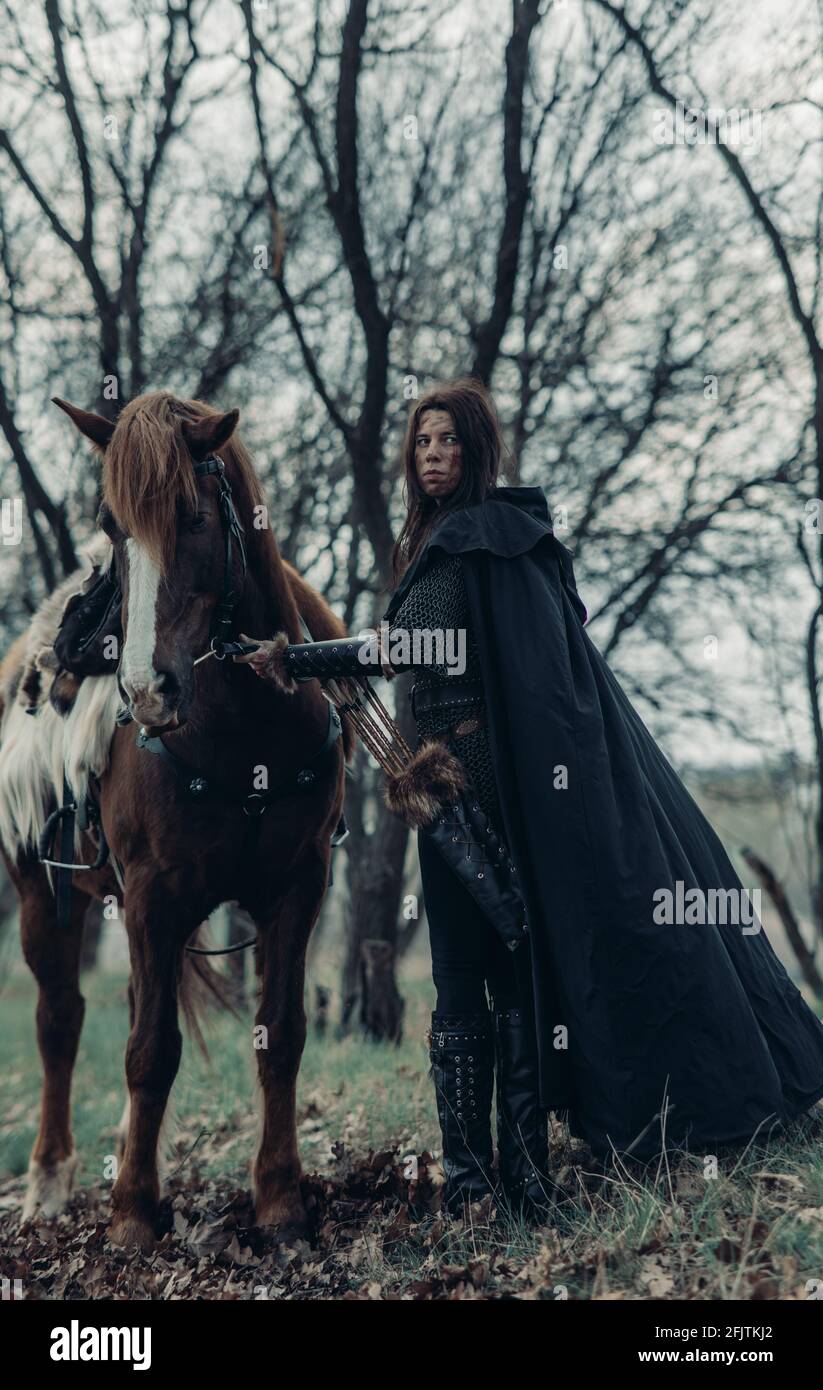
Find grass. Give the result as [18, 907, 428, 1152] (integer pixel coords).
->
[2, 954, 823, 1300]
[0, 958, 440, 1190]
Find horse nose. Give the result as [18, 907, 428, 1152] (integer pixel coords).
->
[121, 670, 179, 706]
[154, 671, 179, 700]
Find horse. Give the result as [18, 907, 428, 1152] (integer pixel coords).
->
[0, 391, 355, 1252]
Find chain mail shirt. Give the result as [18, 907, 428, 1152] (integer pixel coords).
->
[388, 553, 505, 835]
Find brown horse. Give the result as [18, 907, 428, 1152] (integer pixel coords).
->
[0, 391, 354, 1251]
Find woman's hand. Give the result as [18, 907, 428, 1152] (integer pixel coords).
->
[231, 632, 272, 678]
[232, 631, 299, 695]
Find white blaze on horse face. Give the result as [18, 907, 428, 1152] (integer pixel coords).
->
[120, 539, 162, 701]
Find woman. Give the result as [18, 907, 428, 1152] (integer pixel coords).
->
[237, 378, 823, 1222]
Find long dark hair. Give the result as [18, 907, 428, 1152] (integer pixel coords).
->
[390, 377, 512, 586]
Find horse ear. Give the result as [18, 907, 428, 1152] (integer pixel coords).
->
[51, 398, 115, 450]
[181, 409, 240, 462]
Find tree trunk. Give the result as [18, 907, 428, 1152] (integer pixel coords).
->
[741, 846, 823, 995]
[339, 673, 416, 1038]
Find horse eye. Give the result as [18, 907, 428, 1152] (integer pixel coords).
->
[96, 502, 125, 541]
[186, 514, 207, 533]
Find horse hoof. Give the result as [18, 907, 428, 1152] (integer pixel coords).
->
[107, 1216, 157, 1254]
[266, 1218, 310, 1245]
[256, 1205, 310, 1244]
[21, 1152, 77, 1221]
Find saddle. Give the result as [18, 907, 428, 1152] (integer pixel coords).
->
[53, 564, 122, 677]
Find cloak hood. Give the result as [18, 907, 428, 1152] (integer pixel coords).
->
[385, 485, 588, 627]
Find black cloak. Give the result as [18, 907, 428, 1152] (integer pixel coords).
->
[383, 485, 823, 1161]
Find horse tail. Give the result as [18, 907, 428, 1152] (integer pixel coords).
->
[178, 924, 244, 1057]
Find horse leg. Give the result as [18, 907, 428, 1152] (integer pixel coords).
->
[115, 979, 135, 1163]
[109, 890, 185, 1252]
[19, 870, 88, 1220]
[114, 977, 173, 1187]
[251, 851, 329, 1238]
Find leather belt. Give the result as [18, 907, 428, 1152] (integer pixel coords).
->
[410, 680, 485, 719]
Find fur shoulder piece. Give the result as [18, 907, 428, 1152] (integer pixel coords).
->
[383, 739, 467, 829]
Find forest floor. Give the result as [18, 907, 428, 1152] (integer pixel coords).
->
[1, 963, 822, 1301]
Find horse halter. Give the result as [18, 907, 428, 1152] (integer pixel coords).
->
[191, 454, 250, 664]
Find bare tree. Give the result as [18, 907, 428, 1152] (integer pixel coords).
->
[585, 0, 823, 965]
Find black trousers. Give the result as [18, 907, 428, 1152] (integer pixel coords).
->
[417, 827, 529, 1015]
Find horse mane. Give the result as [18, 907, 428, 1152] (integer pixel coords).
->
[102, 391, 300, 634]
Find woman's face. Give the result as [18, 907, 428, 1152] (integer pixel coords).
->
[414, 409, 463, 503]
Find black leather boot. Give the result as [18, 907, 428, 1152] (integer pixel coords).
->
[493, 1005, 555, 1222]
[428, 1010, 495, 1214]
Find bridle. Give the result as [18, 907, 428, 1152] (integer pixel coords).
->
[190, 454, 250, 665]
[103, 453, 252, 669]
